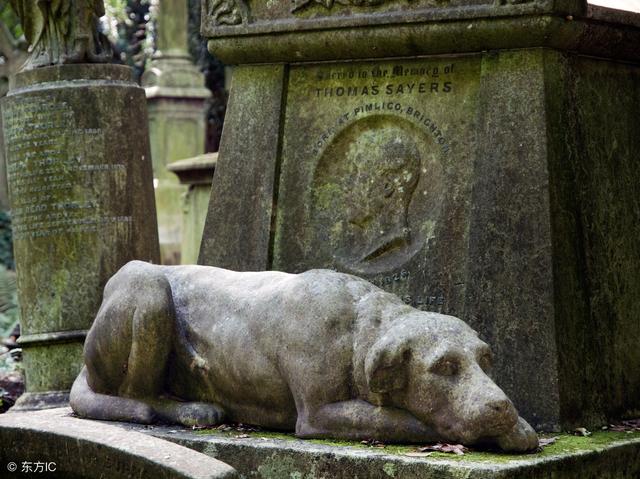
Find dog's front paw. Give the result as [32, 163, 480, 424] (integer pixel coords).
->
[174, 402, 226, 427]
[130, 402, 157, 424]
[496, 416, 538, 452]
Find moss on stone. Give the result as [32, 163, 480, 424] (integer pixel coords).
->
[194, 426, 640, 464]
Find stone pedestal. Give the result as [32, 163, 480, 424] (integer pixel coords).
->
[1, 64, 160, 410]
[143, 0, 210, 265]
[167, 153, 217, 264]
[199, 2, 640, 431]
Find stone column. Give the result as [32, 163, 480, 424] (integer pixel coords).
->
[1, 64, 160, 410]
[167, 153, 217, 265]
[142, 0, 210, 264]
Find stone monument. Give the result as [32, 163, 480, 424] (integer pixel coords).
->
[199, 0, 640, 431]
[167, 152, 217, 264]
[142, 0, 211, 264]
[1, 1, 160, 409]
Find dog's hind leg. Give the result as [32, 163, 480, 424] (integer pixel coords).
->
[71, 261, 224, 426]
[71, 261, 175, 422]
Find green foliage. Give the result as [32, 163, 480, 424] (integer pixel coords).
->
[0, 212, 13, 271]
[0, 264, 18, 339]
[0, 262, 20, 379]
[103, 0, 154, 81]
[0, 0, 23, 40]
[0, 348, 21, 376]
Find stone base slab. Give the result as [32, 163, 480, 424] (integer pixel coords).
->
[146, 426, 640, 479]
[9, 391, 69, 412]
[4, 408, 639, 478]
[0, 408, 236, 478]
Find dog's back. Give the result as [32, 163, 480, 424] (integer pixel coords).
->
[147, 265, 379, 427]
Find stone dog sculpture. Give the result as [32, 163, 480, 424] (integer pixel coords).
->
[71, 261, 538, 452]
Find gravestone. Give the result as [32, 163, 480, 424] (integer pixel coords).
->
[167, 153, 217, 264]
[2, 63, 160, 410]
[199, 0, 640, 431]
[2, 1, 160, 410]
[143, 0, 211, 264]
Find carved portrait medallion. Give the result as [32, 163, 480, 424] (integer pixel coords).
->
[311, 115, 444, 275]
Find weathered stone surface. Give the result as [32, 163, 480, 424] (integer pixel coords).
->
[168, 153, 217, 264]
[543, 52, 640, 428]
[129, 413, 640, 479]
[199, 0, 640, 431]
[1, 64, 160, 408]
[71, 262, 537, 452]
[463, 49, 560, 431]
[199, 65, 287, 270]
[161, 430, 640, 479]
[202, 1, 640, 65]
[0, 408, 237, 478]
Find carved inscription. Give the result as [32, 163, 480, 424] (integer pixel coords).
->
[314, 63, 454, 97]
[2, 97, 131, 240]
[370, 268, 411, 288]
[311, 105, 451, 156]
[309, 63, 455, 156]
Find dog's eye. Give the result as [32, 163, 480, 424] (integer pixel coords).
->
[430, 357, 460, 377]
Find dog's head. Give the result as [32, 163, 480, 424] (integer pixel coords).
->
[364, 312, 537, 450]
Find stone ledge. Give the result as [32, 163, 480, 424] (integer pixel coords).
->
[4, 408, 639, 478]
[0, 408, 237, 478]
[135, 417, 640, 478]
[147, 430, 640, 479]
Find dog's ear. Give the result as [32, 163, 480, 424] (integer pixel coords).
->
[365, 333, 410, 394]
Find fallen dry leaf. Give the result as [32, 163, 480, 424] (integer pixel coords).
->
[609, 419, 640, 432]
[538, 437, 558, 447]
[360, 439, 386, 448]
[404, 452, 433, 458]
[419, 443, 468, 455]
[215, 423, 261, 434]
